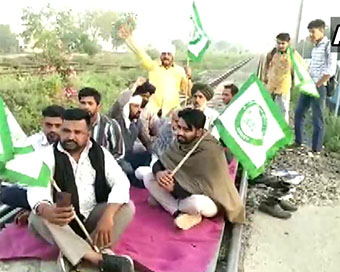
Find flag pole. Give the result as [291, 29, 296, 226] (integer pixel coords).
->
[51, 180, 100, 253]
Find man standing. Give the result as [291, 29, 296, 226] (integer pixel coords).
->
[191, 83, 219, 130]
[118, 26, 188, 117]
[144, 108, 245, 230]
[264, 33, 301, 122]
[27, 109, 134, 271]
[222, 84, 239, 106]
[78, 87, 125, 160]
[294, 20, 338, 154]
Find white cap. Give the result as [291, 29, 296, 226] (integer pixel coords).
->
[129, 95, 143, 105]
[159, 43, 176, 55]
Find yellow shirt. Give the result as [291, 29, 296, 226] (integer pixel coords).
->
[126, 37, 188, 116]
[266, 50, 304, 95]
[267, 52, 292, 95]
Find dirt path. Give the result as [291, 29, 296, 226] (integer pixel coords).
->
[243, 204, 340, 272]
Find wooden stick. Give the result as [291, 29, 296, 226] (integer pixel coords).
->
[51, 180, 100, 253]
[171, 132, 208, 176]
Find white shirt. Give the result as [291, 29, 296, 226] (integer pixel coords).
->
[27, 141, 130, 218]
[27, 131, 50, 151]
[203, 107, 219, 130]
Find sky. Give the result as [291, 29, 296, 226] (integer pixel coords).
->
[0, 0, 339, 52]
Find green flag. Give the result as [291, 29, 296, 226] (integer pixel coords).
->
[289, 47, 320, 98]
[187, 1, 210, 62]
[0, 97, 13, 167]
[0, 96, 50, 187]
[212, 74, 294, 179]
[1, 152, 51, 187]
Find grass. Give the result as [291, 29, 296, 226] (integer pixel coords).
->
[0, 51, 248, 134]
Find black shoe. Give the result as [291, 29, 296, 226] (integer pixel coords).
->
[252, 174, 276, 185]
[259, 202, 292, 219]
[279, 200, 298, 212]
[100, 254, 134, 272]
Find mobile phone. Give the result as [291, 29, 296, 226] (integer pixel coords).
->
[56, 192, 72, 207]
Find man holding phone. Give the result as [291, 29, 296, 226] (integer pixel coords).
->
[27, 109, 134, 271]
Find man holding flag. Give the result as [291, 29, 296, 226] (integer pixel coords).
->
[118, 27, 188, 117]
[0, 105, 65, 211]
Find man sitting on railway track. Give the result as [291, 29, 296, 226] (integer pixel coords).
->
[110, 92, 153, 188]
[144, 108, 245, 230]
[78, 87, 125, 160]
[191, 83, 219, 130]
[0, 105, 65, 211]
[27, 108, 134, 272]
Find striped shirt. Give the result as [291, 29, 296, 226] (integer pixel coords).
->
[92, 113, 125, 160]
[309, 37, 338, 83]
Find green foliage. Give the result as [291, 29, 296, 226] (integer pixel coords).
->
[111, 13, 137, 48]
[20, 5, 124, 74]
[324, 110, 340, 152]
[0, 65, 145, 134]
[0, 25, 19, 54]
[0, 46, 247, 135]
[0, 74, 67, 133]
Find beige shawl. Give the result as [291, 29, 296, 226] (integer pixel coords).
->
[160, 133, 245, 223]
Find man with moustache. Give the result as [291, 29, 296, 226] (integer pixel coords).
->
[144, 108, 245, 230]
[0, 105, 65, 211]
[27, 108, 134, 272]
[118, 26, 189, 117]
[110, 93, 152, 188]
[109, 77, 158, 138]
[191, 83, 219, 130]
[78, 87, 125, 160]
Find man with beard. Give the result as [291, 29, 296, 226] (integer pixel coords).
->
[78, 87, 124, 160]
[191, 83, 219, 130]
[110, 94, 152, 188]
[118, 26, 189, 117]
[109, 77, 158, 138]
[27, 108, 134, 272]
[144, 108, 245, 230]
[0, 105, 65, 211]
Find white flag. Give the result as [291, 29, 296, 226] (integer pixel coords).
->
[212, 74, 294, 178]
[187, 1, 210, 62]
[0, 96, 50, 187]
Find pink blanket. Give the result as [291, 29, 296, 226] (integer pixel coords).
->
[0, 160, 238, 271]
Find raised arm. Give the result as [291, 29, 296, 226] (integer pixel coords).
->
[118, 26, 155, 71]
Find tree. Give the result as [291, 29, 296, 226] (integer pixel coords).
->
[0, 25, 19, 53]
[21, 5, 104, 77]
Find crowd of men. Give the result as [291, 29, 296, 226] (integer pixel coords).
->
[0, 27, 242, 271]
[0, 17, 336, 272]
